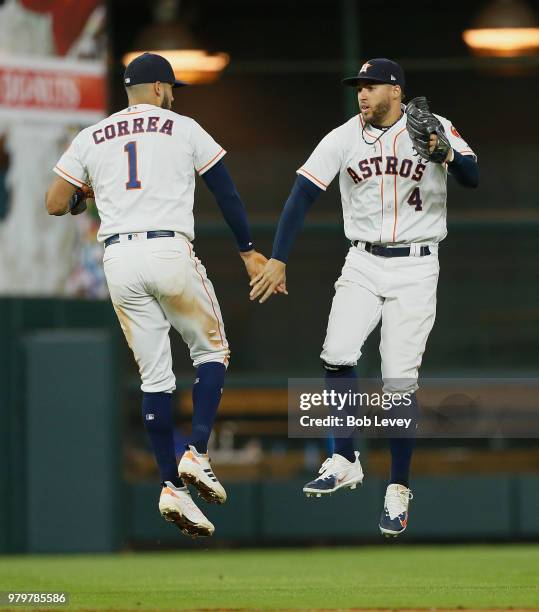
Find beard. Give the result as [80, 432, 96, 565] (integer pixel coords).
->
[161, 91, 172, 110]
[365, 98, 391, 126]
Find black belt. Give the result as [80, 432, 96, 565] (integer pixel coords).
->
[352, 241, 431, 257]
[104, 230, 175, 248]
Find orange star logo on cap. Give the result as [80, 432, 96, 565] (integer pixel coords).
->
[451, 125, 462, 139]
[360, 62, 372, 73]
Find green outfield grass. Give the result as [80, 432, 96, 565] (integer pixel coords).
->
[0, 545, 538, 610]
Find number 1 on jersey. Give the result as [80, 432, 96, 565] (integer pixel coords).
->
[124, 141, 142, 190]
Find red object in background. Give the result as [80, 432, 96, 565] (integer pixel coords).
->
[0, 56, 105, 122]
[20, 0, 100, 56]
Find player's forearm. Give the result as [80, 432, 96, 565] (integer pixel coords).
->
[447, 151, 479, 188]
[271, 175, 321, 263]
[202, 161, 254, 252]
[45, 197, 69, 215]
[46, 175, 90, 216]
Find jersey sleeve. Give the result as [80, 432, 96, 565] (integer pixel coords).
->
[191, 120, 227, 175]
[53, 132, 88, 187]
[297, 128, 343, 191]
[438, 116, 476, 159]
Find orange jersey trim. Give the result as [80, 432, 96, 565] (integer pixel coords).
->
[297, 168, 328, 190]
[54, 165, 85, 187]
[391, 127, 408, 243]
[187, 243, 226, 350]
[359, 114, 378, 139]
[114, 109, 153, 116]
[197, 148, 226, 174]
[379, 140, 384, 239]
[358, 116, 385, 241]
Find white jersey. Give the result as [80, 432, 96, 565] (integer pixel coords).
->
[298, 109, 475, 245]
[53, 103, 226, 242]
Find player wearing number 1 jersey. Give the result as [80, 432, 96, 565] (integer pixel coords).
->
[250, 58, 478, 537]
[46, 53, 270, 538]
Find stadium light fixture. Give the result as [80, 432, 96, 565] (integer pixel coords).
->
[463, 0, 539, 56]
[123, 0, 230, 84]
[122, 50, 230, 85]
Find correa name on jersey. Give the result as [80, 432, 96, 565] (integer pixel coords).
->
[92, 116, 174, 144]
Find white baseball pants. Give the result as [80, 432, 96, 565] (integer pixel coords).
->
[320, 245, 439, 393]
[103, 235, 230, 393]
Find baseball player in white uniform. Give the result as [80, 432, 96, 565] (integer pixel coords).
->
[250, 58, 478, 537]
[46, 53, 270, 538]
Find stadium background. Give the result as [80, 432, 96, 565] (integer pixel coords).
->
[0, 0, 538, 598]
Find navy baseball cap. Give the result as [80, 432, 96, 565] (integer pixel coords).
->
[342, 58, 405, 88]
[124, 52, 188, 88]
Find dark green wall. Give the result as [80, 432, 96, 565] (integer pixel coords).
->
[25, 330, 120, 553]
[127, 475, 539, 546]
[0, 299, 118, 553]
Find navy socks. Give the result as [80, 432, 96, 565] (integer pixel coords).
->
[325, 366, 358, 463]
[143, 362, 226, 486]
[389, 437, 415, 488]
[142, 391, 183, 487]
[324, 366, 418, 486]
[190, 361, 226, 453]
[389, 392, 419, 487]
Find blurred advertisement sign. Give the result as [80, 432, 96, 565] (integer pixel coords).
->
[0, 1, 107, 297]
[0, 55, 105, 123]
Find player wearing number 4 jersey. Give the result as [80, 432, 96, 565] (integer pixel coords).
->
[46, 53, 271, 538]
[250, 58, 478, 537]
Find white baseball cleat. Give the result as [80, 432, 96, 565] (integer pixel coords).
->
[178, 445, 227, 504]
[159, 481, 215, 537]
[303, 451, 364, 497]
[379, 483, 413, 537]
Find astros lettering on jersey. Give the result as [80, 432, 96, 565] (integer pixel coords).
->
[297, 107, 475, 245]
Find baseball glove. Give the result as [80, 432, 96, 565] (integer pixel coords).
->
[69, 183, 94, 215]
[406, 97, 451, 163]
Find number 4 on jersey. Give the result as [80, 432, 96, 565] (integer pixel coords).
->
[124, 141, 142, 190]
[407, 187, 422, 211]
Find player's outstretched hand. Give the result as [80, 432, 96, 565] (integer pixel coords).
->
[240, 249, 268, 281]
[249, 258, 288, 304]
